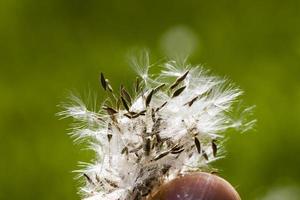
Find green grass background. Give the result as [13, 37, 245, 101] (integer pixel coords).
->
[1, 0, 300, 199]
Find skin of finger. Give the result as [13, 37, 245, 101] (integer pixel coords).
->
[147, 172, 241, 200]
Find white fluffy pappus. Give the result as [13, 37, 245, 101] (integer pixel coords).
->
[58, 54, 255, 200]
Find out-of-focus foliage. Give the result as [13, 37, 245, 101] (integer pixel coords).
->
[0, 0, 299, 199]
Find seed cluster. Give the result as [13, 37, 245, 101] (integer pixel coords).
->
[60, 58, 255, 200]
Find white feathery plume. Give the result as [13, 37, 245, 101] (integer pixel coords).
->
[58, 53, 255, 200]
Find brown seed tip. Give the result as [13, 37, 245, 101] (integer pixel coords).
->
[148, 172, 241, 200]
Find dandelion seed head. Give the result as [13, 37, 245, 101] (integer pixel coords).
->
[59, 53, 255, 200]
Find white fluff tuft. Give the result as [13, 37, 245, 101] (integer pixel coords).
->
[59, 55, 255, 200]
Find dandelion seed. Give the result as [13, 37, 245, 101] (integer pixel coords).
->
[172, 85, 186, 98]
[143, 137, 152, 156]
[194, 137, 201, 154]
[154, 83, 166, 93]
[100, 73, 107, 91]
[83, 173, 94, 185]
[212, 140, 218, 157]
[184, 96, 199, 107]
[202, 151, 209, 161]
[103, 106, 118, 116]
[59, 51, 255, 200]
[120, 85, 132, 105]
[170, 70, 189, 90]
[121, 96, 130, 111]
[145, 89, 154, 107]
[153, 151, 170, 161]
[121, 146, 128, 155]
[107, 134, 112, 142]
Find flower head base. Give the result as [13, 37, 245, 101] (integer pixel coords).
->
[59, 54, 255, 200]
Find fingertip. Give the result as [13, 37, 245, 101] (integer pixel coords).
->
[148, 172, 241, 200]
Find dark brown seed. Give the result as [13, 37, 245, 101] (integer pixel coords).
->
[172, 86, 186, 98]
[124, 113, 132, 119]
[107, 134, 112, 142]
[154, 83, 166, 93]
[104, 178, 118, 188]
[121, 146, 129, 155]
[202, 151, 209, 160]
[83, 173, 94, 185]
[211, 170, 219, 175]
[171, 144, 183, 152]
[194, 137, 201, 154]
[121, 96, 130, 111]
[185, 96, 199, 107]
[97, 117, 105, 122]
[170, 82, 179, 90]
[135, 153, 142, 163]
[100, 73, 107, 91]
[146, 90, 154, 107]
[129, 110, 146, 118]
[170, 70, 189, 90]
[212, 140, 218, 157]
[103, 106, 118, 115]
[144, 137, 151, 156]
[156, 101, 168, 111]
[153, 151, 169, 161]
[139, 110, 146, 115]
[108, 123, 112, 131]
[148, 172, 241, 200]
[176, 70, 189, 82]
[121, 85, 132, 105]
[129, 111, 138, 115]
[130, 113, 140, 119]
[151, 108, 155, 120]
[171, 148, 185, 154]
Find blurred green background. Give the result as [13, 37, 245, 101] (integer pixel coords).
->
[1, 0, 300, 199]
